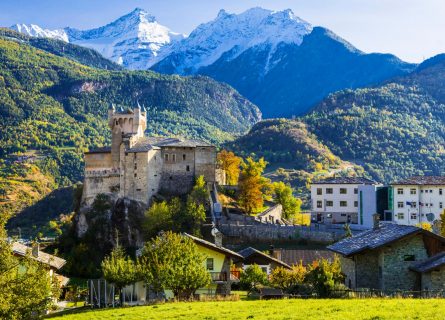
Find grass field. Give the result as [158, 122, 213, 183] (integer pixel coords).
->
[49, 299, 445, 320]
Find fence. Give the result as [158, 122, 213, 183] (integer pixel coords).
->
[287, 289, 445, 299]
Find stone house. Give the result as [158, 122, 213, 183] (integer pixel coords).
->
[328, 221, 445, 291]
[82, 104, 217, 206]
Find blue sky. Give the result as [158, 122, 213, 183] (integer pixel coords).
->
[1, 0, 444, 63]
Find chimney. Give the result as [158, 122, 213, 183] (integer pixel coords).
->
[32, 243, 39, 258]
[212, 227, 223, 247]
[269, 244, 275, 256]
[372, 213, 380, 229]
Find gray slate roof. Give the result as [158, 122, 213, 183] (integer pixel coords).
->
[12, 242, 66, 269]
[327, 223, 421, 256]
[238, 247, 291, 269]
[392, 176, 445, 186]
[312, 177, 378, 185]
[127, 137, 212, 153]
[184, 233, 244, 260]
[410, 252, 445, 273]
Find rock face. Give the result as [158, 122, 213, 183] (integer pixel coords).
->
[75, 195, 147, 249]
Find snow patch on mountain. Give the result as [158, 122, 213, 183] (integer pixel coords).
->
[11, 24, 68, 42]
[155, 7, 313, 73]
[10, 8, 184, 70]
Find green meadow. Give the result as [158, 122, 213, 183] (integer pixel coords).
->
[50, 299, 445, 320]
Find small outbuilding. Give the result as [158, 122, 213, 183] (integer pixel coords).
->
[328, 222, 445, 291]
[237, 247, 291, 274]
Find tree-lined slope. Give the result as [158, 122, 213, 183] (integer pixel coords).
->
[303, 55, 445, 182]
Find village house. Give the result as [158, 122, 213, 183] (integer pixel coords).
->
[391, 176, 445, 226]
[123, 233, 243, 304]
[328, 218, 445, 291]
[82, 103, 217, 206]
[12, 242, 69, 290]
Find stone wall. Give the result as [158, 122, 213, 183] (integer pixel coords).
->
[381, 234, 427, 291]
[355, 251, 380, 289]
[159, 147, 196, 195]
[195, 146, 216, 184]
[218, 223, 342, 243]
[422, 267, 445, 290]
[82, 173, 120, 206]
[122, 149, 162, 204]
[85, 152, 112, 169]
[339, 256, 356, 288]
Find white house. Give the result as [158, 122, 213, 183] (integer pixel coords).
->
[311, 177, 380, 225]
[391, 176, 445, 226]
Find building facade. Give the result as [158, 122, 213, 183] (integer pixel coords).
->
[328, 222, 445, 291]
[310, 177, 380, 224]
[391, 176, 445, 226]
[82, 104, 216, 206]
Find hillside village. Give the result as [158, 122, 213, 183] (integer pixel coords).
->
[2, 4, 445, 320]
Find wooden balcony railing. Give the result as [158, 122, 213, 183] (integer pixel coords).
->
[209, 271, 228, 282]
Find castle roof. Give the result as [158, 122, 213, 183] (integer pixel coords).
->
[391, 176, 445, 186]
[127, 136, 212, 153]
[312, 177, 378, 185]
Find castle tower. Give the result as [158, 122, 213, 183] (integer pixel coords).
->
[108, 103, 147, 168]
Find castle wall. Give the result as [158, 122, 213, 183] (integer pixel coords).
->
[122, 149, 162, 204]
[82, 174, 120, 206]
[85, 152, 112, 169]
[159, 147, 196, 195]
[195, 146, 216, 184]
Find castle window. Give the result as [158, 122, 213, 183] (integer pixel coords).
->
[134, 164, 137, 169]
[172, 154, 176, 162]
[165, 154, 169, 161]
[186, 165, 190, 172]
[136, 188, 141, 192]
[183, 154, 186, 161]
[134, 173, 137, 177]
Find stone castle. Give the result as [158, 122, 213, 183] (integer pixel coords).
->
[81, 104, 216, 206]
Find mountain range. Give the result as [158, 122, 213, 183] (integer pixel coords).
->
[11, 7, 416, 117]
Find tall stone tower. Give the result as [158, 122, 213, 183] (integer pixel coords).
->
[108, 103, 147, 168]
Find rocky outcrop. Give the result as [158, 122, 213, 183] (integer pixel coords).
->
[75, 194, 147, 250]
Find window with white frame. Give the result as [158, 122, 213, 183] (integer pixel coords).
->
[410, 212, 417, 220]
[398, 202, 404, 208]
[340, 201, 347, 207]
[326, 201, 333, 207]
[397, 212, 404, 219]
[326, 188, 333, 194]
[317, 201, 322, 208]
[410, 188, 416, 195]
[397, 188, 404, 195]
[340, 188, 347, 194]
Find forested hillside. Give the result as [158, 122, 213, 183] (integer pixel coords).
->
[0, 31, 260, 234]
[225, 119, 365, 197]
[303, 55, 445, 183]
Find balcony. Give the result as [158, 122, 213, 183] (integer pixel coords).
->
[209, 271, 228, 282]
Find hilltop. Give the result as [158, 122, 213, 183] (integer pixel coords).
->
[303, 54, 445, 183]
[225, 119, 365, 199]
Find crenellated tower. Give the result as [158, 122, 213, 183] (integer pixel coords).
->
[108, 103, 147, 168]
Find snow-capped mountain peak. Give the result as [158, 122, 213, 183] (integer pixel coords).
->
[154, 7, 313, 73]
[10, 23, 68, 42]
[10, 8, 184, 70]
